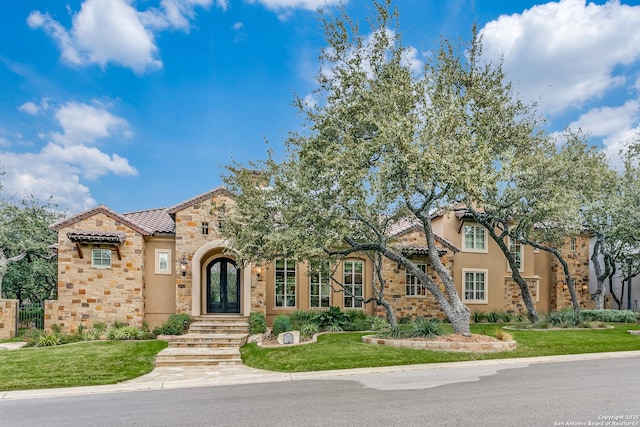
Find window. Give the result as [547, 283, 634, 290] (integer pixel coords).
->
[570, 238, 576, 251]
[463, 269, 487, 303]
[155, 249, 172, 275]
[275, 258, 296, 307]
[343, 260, 364, 308]
[92, 249, 111, 268]
[201, 222, 209, 235]
[309, 261, 331, 308]
[406, 264, 427, 296]
[463, 225, 487, 252]
[217, 220, 225, 233]
[509, 239, 523, 271]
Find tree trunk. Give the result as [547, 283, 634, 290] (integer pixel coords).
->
[590, 230, 610, 310]
[608, 264, 622, 309]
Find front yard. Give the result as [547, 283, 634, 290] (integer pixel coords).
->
[1, 322, 639, 391]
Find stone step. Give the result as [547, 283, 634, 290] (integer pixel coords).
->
[168, 333, 248, 348]
[154, 347, 242, 367]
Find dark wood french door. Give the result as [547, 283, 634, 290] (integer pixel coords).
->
[206, 258, 240, 313]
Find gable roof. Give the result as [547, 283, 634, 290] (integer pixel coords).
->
[389, 217, 460, 253]
[50, 205, 152, 235]
[167, 186, 232, 215]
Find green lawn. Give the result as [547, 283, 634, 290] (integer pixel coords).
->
[0, 340, 168, 391]
[2, 323, 639, 391]
[240, 323, 640, 372]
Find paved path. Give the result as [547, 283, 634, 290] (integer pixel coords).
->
[2, 350, 640, 400]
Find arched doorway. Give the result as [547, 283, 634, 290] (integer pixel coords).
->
[206, 257, 240, 313]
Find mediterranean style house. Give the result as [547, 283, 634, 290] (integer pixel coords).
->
[45, 187, 592, 333]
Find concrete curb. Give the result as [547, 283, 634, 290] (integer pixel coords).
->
[2, 350, 640, 401]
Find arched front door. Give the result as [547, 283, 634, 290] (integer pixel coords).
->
[206, 258, 240, 313]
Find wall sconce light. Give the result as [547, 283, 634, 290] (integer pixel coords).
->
[562, 284, 568, 292]
[582, 284, 588, 292]
[256, 266, 262, 278]
[180, 256, 188, 276]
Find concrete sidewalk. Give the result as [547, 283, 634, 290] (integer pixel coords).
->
[2, 350, 640, 401]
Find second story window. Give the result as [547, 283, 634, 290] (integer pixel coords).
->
[463, 225, 486, 252]
[570, 238, 576, 251]
[92, 248, 111, 268]
[509, 239, 523, 271]
[201, 222, 209, 235]
[344, 260, 364, 308]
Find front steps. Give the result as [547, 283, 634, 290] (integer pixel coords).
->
[154, 315, 249, 367]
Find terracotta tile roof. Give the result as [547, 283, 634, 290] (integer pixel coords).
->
[67, 230, 127, 244]
[122, 208, 175, 235]
[50, 205, 152, 235]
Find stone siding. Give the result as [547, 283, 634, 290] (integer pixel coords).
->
[375, 228, 453, 320]
[549, 235, 593, 311]
[0, 299, 18, 339]
[47, 213, 145, 333]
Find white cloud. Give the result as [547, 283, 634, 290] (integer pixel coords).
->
[18, 102, 39, 115]
[232, 22, 243, 30]
[51, 101, 131, 146]
[562, 99, 640, 166]
[0, 101, 137, 212]
[480, 0, 640, 115]
[28, 0, 218, 73]
[245, 0, 342, 12]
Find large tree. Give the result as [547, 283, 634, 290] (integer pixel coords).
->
[220, 2, 561, 334]
[0, 195, 62, 303]
[586, 142, 640, 309]
[465, 131, 610, 321]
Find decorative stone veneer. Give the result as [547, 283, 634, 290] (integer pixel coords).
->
[0, 299, 18, 339]
[47, 213, 145, 333]
[375, 228, 453, 320]
[503, 278, 539, 313]
[549, 235, 593, 311]
[173, 195, 233, 314]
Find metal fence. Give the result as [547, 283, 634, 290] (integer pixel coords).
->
[18, 302, 44, 330]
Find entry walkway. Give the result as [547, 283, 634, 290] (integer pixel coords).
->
[2, 350, 640, 401]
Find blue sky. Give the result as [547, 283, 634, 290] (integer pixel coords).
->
[1, 0, 639, 215]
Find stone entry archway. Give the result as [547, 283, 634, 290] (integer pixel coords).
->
[190, 240, 251, 317]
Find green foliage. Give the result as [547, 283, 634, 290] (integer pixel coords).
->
[299, 322, 320, 338]
[93, 322, 106, 334]
[411, 318, 444, 338]
[248, 312, 268, 335]
[472, 310, 486, 323]
[272, 315, 292, 336]
[0, 195, 64, 302]
[486, 310, 501, 323]
[36, 333, 61, 347]
[580, 309, 639, 323]
[398, 317, 413, 325]
[151, 313, 192, 336]
[50, 324, 62, 334]
[289, 310, 318, 331]
[370, 316, 390, 331]
[315, 306, 349, 332]
[108, 325, 143, 340]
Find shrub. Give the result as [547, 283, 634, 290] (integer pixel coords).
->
[36, 333, 61, 347]
[411, 318, 444, 338]
[93, 322, 107, 335]
[486, 310, 501, 323]
[299, 322, 320, 338]
[580, 309, 638, 323]
[346, 310, 368, 324]
[398, 317, 412, 325]
[472, 310, 486, 323]
[315, 306, 349, 331]
[272, 315, 292, 336]
[346, 318, 371, 331]
[249, 312, 268, 335]
[152, 313, 192, 336]
[108, 325, 143, 340]
[499, 311, 512, 323]
[370, 316, 390, 331]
